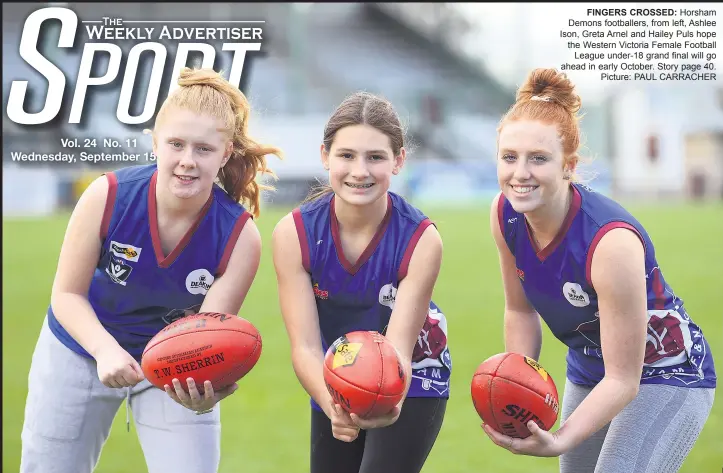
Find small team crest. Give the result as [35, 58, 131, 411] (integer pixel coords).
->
[110, 240, 142, 262]
[106, 256, 132, 286]
[563, 282, 590, 307]
[516, 268, 525, 281]
[186, 269, 214, 295]
[524, 356, 549, 382]
[331, 337, 362, 369]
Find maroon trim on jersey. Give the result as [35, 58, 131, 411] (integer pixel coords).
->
[497, 192, 506, 238]
[100, 172, 118, 239]
[331, 193, 393, 276]
[292, 208, 311, 273]
[585, 221, 645, 288]
[148, 170, 214, 268]
[216, 212, 252, 276]
[398, 218, 433, 280]
[530, 185, 582, 262]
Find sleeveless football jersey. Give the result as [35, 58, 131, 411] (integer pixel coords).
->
[498, 183, 716, 388]
[48, 164, 251, 361]
[294, 192, 452, 411]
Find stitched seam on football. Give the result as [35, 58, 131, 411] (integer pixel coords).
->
[213, 339, 262, 387]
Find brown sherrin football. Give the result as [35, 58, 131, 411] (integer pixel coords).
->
[141, 312, 261, 393]
[471, 352, 559, 438]
[323, 331, 406, 418]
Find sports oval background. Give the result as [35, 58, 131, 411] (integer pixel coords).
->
[3, 2, 722, 472]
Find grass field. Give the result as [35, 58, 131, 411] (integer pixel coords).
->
[3, 202, 722, 473]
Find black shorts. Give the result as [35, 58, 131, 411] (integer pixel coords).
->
[310, 397, 447, 473]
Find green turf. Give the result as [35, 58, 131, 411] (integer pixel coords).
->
[3, 202, 721, 473]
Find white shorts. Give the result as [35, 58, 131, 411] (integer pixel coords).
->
[20, 317, 222, 473]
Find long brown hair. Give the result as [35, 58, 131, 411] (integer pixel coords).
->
[303, 91, 405, 203]
[152, 67, 282, 218]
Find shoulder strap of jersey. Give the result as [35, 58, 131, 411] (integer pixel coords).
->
[215, 210, 252, 277]
[398, 218, 434, 280]
[100, 165, 157, 242]
[497, 193, 518, 256]
[584, 220, 645, 288]
[292, 207, 311, 273]
[100, 171, 119, 241]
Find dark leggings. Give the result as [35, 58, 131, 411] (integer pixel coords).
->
[310, 397, 447, 473]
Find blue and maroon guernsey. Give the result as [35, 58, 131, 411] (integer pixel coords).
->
[47, 164, 251, 361]
[294, 192, 452, 412]
[498, 183, 716, 389]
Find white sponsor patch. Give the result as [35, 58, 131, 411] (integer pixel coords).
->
[110, 240, 142, 262]
[186, 269, 214, 295]
[378, 283, 397, 309]
[563, 282, 590, 307]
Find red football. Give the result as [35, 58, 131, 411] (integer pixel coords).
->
[323, 331, 406, 418]
[141, 312, 262, 393]
[471, 352, 559, 439]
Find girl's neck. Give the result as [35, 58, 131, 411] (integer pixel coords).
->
[525, 185, 572, 246]
[155, 186, 210, 222]
[334, 193, 389, 234]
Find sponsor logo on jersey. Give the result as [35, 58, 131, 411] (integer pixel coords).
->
[106, 256, 132, 286]
[186, 269, 214, 295]
[313, 283, 328, 300]
[110, 241, 142, 262]
[379, 283, 397, 309]
[562, 282, 590, 307]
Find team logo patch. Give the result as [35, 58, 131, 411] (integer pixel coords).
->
[106, 256, 132, 286]
[110, 241, 142, 262]
[412, 311, 448, 363]
[516, 268, 525, 281]
[331, 337, 362, 369]
[563, 282, 590, 307]
[379, 283, 397, 309]
[186, 269, 214, 295]
[524, 356, 549, 382]
[645, 310, 687, 366]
